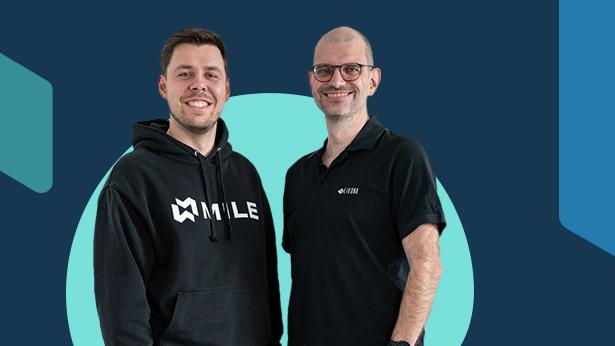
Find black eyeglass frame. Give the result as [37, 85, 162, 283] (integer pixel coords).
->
[311, 63, 375, 82]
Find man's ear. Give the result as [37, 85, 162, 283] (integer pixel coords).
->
[225, 78, 231, 100]
[158, 75, 167, 99]
[368, 67, 381, 96]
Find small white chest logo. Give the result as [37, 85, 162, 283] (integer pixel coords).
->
[337, 187, 359, 195]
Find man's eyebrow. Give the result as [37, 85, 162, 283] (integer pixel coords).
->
[204, 66, 223, 73]
[173, 64, 194, 72]
[172, 65, 223, 73]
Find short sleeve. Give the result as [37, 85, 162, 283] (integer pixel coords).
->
[389, 140, 446, 240]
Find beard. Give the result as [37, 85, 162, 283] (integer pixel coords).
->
[326, 109, 355, 121]
[315, 86, 365, 122]
[170, 109, 220, 135]
[322, 98, 365, 122]
[167, 89, 222, 134]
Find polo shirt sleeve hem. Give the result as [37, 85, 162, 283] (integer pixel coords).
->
[398, 213, 446, 240]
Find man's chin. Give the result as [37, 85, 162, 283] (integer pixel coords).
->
[189, 119, 218, 134]
[325, 112, 351, 121]
[321, 104, 347, 117]
[174, 114, 219, 134]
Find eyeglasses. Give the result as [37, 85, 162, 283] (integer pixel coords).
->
[311, 63, 374, 82]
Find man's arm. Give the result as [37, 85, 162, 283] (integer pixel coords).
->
[94, 185, 155, 345]
[390, 223, 442, 345]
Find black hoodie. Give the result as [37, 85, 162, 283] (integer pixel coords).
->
[94, 119, 283, 346]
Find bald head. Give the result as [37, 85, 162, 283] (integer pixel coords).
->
[314, 26, 374, 65]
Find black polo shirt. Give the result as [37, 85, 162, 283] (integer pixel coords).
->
[282, 117, 446, 346]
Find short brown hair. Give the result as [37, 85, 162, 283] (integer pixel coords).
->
[160, 28, 228, 77]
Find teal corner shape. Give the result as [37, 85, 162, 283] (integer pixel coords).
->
[66, 93, 473, 345]
[0, 52, 53, 193]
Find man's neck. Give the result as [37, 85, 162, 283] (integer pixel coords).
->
[322, 111, 369, 167]
[167, 118, 218, 157]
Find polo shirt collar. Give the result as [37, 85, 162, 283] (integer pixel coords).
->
[345, 116, 387, 152]
[310, 116, 387, 165]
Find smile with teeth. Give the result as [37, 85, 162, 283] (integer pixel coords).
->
[186, 100, 211, 108]
[324, 91, 353, 98]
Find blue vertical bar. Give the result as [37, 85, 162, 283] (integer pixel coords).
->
[560, 0, 615, 256]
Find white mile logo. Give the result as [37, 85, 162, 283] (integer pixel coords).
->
[171, 196, 260, 224]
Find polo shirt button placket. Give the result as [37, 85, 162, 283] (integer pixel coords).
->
[318, 175, 329, 188]
[319, 152, 347, 188]
[317, 164, 330, 188]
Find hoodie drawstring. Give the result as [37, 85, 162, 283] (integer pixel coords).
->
[217, 147, 233, 240]
[196, 150, 218, 242]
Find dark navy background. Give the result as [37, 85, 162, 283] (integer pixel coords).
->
[1, 1, 613, 344]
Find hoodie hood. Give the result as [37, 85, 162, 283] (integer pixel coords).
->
[132, 118, 233, 160]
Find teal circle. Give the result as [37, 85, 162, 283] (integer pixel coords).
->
[66, 93, 473, 345]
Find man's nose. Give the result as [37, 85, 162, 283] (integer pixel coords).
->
[329, 67, 346, 87]
[190, 74, 208, 91]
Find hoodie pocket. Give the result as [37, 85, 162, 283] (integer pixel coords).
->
[159, 288, 271, 346]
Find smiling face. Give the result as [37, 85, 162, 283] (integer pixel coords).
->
[158, 43, 230, 134]
[310, 37, 380, 122]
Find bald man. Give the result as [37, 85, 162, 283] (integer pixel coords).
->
[282, 27, 446, 346]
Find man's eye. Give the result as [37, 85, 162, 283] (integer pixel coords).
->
[343, 65, 360, 74]
[207, 73, 219, 80]
[177, 72, 190, 78]
[316, 66, 332, 75]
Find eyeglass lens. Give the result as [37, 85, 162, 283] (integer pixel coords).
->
[314, 64, 363, 82]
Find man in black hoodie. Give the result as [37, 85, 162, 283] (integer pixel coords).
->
[94, 28, 282, 346]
